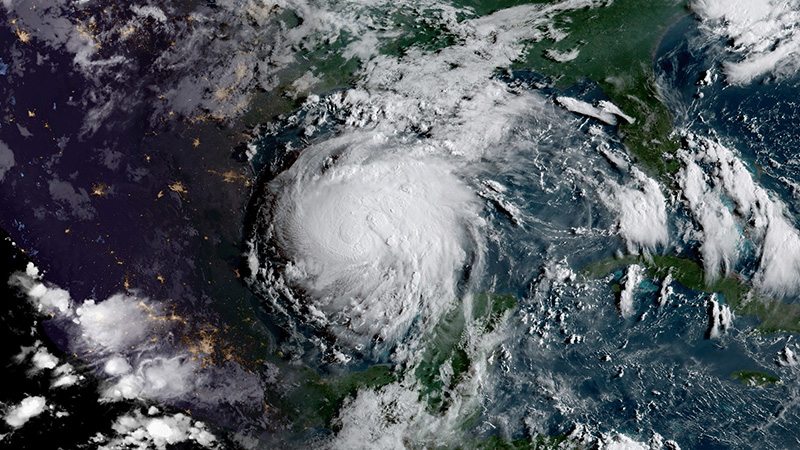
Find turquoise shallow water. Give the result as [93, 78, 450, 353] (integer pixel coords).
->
[243, 15, 800, 447]
[476, 16, 800, 448]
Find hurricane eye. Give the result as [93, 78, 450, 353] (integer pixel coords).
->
[247, 135, 482, 352]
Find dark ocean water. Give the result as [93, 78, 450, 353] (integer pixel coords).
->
[656, 15, 800, 222]
[474, 16, 800, 449]
[4, 8, 800, 450]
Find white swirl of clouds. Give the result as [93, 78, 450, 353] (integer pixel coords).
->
[250, 133, 484, 350]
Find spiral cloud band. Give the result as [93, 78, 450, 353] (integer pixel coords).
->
[249, 133, 483, 350]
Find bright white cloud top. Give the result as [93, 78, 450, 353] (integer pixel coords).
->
[250, 133, 484, 349]
[4, 396, 47, 428]
[691, 0, 800, 84]
[679, 133, 800, 296]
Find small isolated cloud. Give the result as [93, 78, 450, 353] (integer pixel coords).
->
[4, 396, 47, 428]
[104, 356, 133, 376]
[31, 346, 59, 371]
[618, 265, 643, 319]
[52, 364, 79, 388]
[0, 140, 15, 181]
[48, 178, 97, 220]
[600, 432, 649, 450]
[544, 47, 580, 63]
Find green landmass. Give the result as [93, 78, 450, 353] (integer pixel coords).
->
[249, 0, 690, 182]
[731, 370, 782, 387]
[516, 0, 689, 178]
[283, 364, 397, 431]
[275, 292, 517, 432]
[581, 254, 800, 335]
[416, 292, 517, 412]
[371, 0, 690, 179]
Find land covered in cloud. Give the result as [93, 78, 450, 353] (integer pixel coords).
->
[2, 0, 800, 448]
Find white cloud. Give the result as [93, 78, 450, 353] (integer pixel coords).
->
[101, 375, 144, 401]
[97, 410, 217, 449]
[691, 0, 800, 84]
[544, 47, 580, 63]
[601, 433, 648, 450]
[75, 294, 155, 352]
[657, 274, 673, 307]
[0, 140, 14, 181]
[131, 5, 167, 23]
[618, 265, 643, 319]
[677, 156, 741, 280]
[9, 264, 72, 315]
[4, 396, 47, 428]
[682, 134, 800, 296]
[287, 70, 322, 99]
[9, 265, 268, 423]
[555, 96, 635, 125]
[52, 364, 80, 388]
[31, 346, 59, 371]
[137, 356, 198, 399]
[104, 356, 133, 376]
[259, 135, 483, 349]
[777, 345, 800, 367]
[599, 167, 669, 253]
[707, 295, 734, 339]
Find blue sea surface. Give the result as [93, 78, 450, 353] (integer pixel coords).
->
[471, 16, 800, 448]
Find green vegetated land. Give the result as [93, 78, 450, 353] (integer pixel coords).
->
[277, 292, 517, 433]
[581, 254, 800, 335]
[282, 363, 397, 431]
[416, 292, 517, 413]
[731, 369, 782, 388]
[516, 0, 689, 179]
[373, 0, 690, 180]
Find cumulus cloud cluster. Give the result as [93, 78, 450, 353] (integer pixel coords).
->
[288, 0, 612, 150]
[4, 396, 47, 428]
[92, 409, 217, 450]
[678, 134, 800, 296]
[599, 167, 669, 254]
[9, 263, 199, 402]
[618, 265, 644, 319]
[706, 294, 734, 339]
[8, 261, 270, 441]
[691, 0, 800, 84]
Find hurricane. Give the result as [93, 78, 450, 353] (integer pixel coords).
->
[246, 132, 485, 354]
[8, 0, 800, 448]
